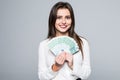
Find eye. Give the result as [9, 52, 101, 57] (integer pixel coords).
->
[66, 16, 71, 19]
[57, 16, 62, 19]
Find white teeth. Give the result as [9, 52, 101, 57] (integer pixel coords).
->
[60, 26, 66, 28]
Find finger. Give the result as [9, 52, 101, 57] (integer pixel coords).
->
[55, 54, 65, 65]
[66, 53, 73, 62]
[59, 55, 65, 64]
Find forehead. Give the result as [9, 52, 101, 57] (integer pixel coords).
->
[57, 8, 70, 16]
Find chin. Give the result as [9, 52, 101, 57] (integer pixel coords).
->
[60, 31, 69, 34]
[60, 30, 68, 33]
[60, 28, 69, 32]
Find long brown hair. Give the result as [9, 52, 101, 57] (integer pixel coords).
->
[47, 1, 84, 58]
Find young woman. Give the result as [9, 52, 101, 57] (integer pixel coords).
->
[38, 1, 91, 80]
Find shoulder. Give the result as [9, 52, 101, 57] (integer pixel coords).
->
[79, 36, 90, 54]
[79, 36, 89, 46]
[79, 36, 88, 43]
[39, 38, 50, 47]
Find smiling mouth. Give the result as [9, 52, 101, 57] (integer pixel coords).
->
[59, 25, 67, 28]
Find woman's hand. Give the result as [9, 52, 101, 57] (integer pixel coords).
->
[52, 52, 73, 71]
[56, 52, 66, 66]
[52, 52, 66, 72]
[65, 53, 73, 70]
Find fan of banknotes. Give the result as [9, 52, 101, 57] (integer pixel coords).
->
[47, 36, 79, 56]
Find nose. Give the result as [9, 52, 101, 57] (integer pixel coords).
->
[62, 18, 66, 24]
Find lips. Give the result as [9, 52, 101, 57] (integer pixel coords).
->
[59, 25, 67, 28]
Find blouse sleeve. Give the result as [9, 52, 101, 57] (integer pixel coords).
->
[72, 38, 91, 79]
[38, 41, 58, 80]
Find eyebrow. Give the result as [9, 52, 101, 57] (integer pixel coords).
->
[57, 15, 71, 16]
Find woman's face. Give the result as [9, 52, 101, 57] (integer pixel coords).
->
[55, 8, 72, 36]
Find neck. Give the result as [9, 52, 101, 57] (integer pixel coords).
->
[56, 32, 69, 37]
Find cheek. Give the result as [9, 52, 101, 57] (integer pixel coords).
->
[67, 19, 72, 24]
[55, 20, 59, 26]
[68, 21, 72, 26]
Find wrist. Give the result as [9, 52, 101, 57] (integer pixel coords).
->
[68, 62, 73, 70]
[52, 64, 61, 72]
[70, 65, 73, 70]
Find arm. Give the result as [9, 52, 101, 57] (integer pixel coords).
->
[72, 38, 91, 79]
[38, 42, 58, 80]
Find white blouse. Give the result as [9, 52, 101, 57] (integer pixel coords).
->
[38, 37, 91, 80]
